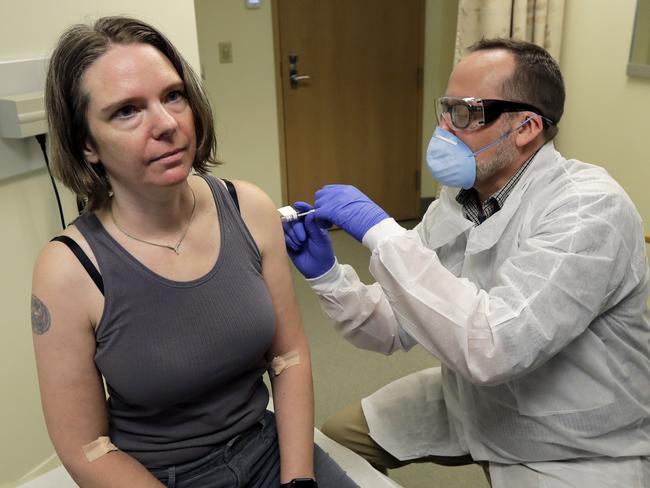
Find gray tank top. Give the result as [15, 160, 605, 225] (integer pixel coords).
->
[73, 175, 276, 469]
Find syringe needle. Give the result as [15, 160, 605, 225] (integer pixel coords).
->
[295, 209, 316, 218]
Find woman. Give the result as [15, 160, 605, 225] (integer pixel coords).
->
[31, 16, 357, 488]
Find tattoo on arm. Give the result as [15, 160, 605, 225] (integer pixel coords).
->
[31, 295, 51, 335]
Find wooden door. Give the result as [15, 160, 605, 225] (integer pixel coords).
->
[274, 0, 424, 220]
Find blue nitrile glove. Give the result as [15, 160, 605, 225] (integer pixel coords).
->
[283, 201, 336, 279]
[314, 184, 389, 242]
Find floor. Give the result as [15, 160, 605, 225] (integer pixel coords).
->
[291, 223, 490, 488]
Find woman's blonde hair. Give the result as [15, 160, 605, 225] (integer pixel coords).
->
[46, 16, 219, 211]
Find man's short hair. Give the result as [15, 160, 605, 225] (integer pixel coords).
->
[468, 38, 565, 141]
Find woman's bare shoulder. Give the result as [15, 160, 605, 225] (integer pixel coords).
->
[35, 223, 98, 276]
[32, 222, 102, 328]
[227, 179, 282, 253]
[228, 179, 277, 219]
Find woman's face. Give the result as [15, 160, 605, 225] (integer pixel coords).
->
[81, 43, 197, 194]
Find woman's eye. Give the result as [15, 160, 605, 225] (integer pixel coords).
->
[114, 105, 137, 119]
[165, 90, 185, 103]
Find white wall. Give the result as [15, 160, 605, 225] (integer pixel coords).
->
[0, 2, 200, 485]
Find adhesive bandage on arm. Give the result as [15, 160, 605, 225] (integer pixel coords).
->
[268, 350, 301, 376]
[82, 436, 118, 462]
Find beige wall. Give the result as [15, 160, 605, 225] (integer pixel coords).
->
[195, 0, 284, 204]
[557, 0, 650, 232]
[421, 0, 458, 198]
[0, 2, 200, 485]
[630, 0, 650, 65]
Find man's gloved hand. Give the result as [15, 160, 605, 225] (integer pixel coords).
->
[283, 201, 336, 279]
[314, 185, 389, 242]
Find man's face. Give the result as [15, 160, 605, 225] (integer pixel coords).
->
[440, 50, 523, 186]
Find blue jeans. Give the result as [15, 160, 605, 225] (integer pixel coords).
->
[150, 411, 359, 488]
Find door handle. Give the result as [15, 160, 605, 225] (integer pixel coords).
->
[290, 74, 311, 87]
[288, 54, 311, 89]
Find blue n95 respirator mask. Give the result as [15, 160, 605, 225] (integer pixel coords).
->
[425, 119, 532, 189]
[425, 127, 477, 189]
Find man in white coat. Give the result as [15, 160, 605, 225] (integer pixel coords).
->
[283, 38, 650, 487]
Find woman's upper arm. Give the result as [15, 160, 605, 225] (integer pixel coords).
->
[31, 242, 110, 469]
[234, 181, 307, 354]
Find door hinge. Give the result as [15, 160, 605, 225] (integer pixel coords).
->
[415, 168, 421, 190]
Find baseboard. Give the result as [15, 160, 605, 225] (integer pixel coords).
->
[7, 454, 74, 488]
[15, 465, 77, 488]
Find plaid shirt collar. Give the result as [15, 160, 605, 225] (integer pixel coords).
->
[456, 151, 538, 225]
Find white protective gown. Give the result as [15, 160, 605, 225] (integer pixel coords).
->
[309, 142, 650, 466]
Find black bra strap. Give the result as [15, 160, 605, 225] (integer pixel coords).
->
[50, 179, 237, 296]
[51, 235, 105, 296]
[222, 179, 240, 212]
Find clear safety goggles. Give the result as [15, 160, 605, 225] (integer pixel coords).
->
[435, 96, 553, 131]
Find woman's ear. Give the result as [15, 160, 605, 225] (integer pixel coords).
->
[515, 114, 544, 147]
[83, 141, 100, 164]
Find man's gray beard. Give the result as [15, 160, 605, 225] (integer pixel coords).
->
[475, 131, 519, 183]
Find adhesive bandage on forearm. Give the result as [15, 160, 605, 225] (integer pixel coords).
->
[82, 436, 118, 462]
[269, 350, 301, 376]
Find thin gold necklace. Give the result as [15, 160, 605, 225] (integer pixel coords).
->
[110, 185, 197, 255]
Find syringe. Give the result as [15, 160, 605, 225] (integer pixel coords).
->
[277, 205, 316, 223]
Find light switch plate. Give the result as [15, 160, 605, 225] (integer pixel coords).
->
[245, 0, 262, 8]
[218, 42, 233, 64]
